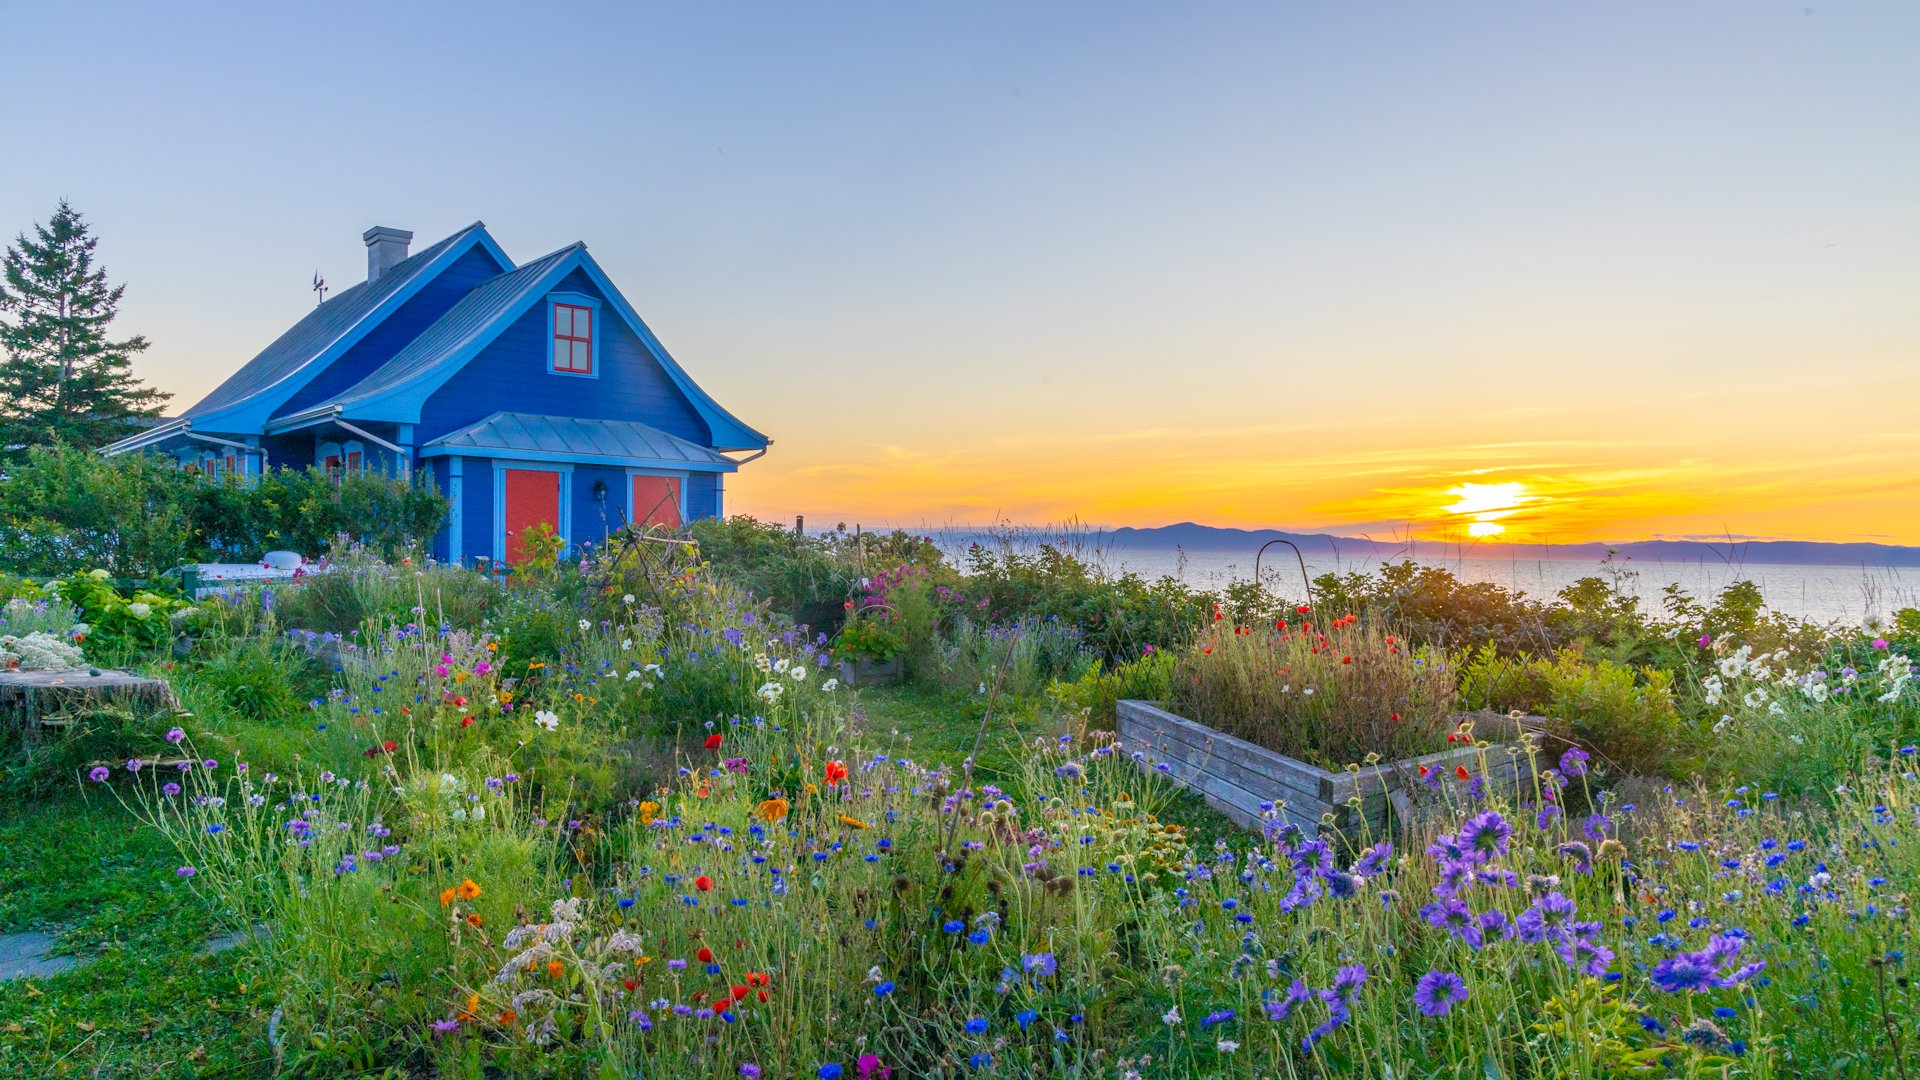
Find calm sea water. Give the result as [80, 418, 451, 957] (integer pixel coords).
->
[946, 542, 1918, 627]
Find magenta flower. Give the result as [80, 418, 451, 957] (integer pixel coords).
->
[176, 866, 197, 878]
[88, 766, 110, 782]
[165, 726, 186, 744]
[1872, 638, 1890, 650]
[1697, 634, 1711, 647]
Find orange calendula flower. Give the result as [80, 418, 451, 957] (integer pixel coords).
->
[440, 887, 457, 907]
[547, 959, 565, 979]
[755, 798, 790, 823]
[639, 801, 661, 825]
[459, 993, 480, 1021]
[837, 814, 872, 830]
[498, 1009, 517, 1025]
[466, 912, 484, 928]
[457, 879, 482, 900]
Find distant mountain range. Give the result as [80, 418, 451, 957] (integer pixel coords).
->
[935, 522, 1920, 569]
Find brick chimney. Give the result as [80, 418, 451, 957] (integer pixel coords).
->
[362, 226, 413, 282]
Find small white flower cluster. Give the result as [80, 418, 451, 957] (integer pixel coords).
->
[0, 631, 85, 671]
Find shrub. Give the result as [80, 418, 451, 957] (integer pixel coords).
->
[1168, 612, 1455, 768]
[0, 445, 448, 577]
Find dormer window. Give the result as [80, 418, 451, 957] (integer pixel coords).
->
[552, 301, 594, 375]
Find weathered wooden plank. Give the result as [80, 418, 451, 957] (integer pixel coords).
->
[1118, 708, 1328, 806]
[1118, 700, 1546, 840]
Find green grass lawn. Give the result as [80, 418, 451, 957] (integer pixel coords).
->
[0, 790, 275, 1078]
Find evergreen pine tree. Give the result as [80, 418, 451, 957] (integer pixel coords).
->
[0, 200, 168, 455]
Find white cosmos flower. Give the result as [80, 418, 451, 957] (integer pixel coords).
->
[620, 638, 632, 650]
[756, 681, 784, 703]
[577, 619, 591, 631]
[533, 710, 560, 732]
[1742, 688, 1768, 709]
[789, 663, 808, 681]
[773, 657, 790, 674]
[821, 678, 840, 692]
[622, 593, 635, 605]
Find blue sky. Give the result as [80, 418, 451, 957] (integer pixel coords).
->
[4, 2, 1916, 540]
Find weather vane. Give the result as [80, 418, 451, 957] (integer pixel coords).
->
[312, 271, 328, 305]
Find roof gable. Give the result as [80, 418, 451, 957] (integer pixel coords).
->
[330, 245, 768, 451]
[419, 411, 739, 472]
[181, 223, 511, 432]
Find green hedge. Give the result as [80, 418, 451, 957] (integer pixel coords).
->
[0, 445, 448, 577]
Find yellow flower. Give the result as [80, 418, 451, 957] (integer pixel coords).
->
[755, 798, 790, 823]
[639, 801, 661, 825]
[837, 814, 872, 830]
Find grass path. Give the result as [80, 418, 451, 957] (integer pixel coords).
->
[0, 791, 274, 1078]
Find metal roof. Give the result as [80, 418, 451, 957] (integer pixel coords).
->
[419, 411, 738, 471]
[181, 222, 492, 421]
[330, 244, 582, 412]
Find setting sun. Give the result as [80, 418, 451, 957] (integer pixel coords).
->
[1466, 520, 1505, 537]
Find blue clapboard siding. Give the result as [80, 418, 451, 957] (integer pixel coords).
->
[461, 457, 494, 563]
[425, 458, 452, 562]
[686, 473, 718, 520]
[414, 269, 709, 447]
[571, 464, 629, 549]
[276, 244, 508, 419]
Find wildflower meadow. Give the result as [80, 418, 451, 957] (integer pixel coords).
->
[1, 518, 1916, 1078]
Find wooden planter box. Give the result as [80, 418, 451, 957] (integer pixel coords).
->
[1116, 699, 1540, 838]
[837, 656, 903, 686]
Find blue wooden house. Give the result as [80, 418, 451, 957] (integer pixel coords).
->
[104, 223, 768, 566]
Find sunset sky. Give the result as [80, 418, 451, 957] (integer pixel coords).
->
[4, 2, 1916, 544]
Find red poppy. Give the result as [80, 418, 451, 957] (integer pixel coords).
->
[1418, 765, 1430, 777]
[704, 733, 724, 750]
[460, 716, 475, 728]
[746, 972, 770, 987]
[1455, 765, 1471, 781]
[731, 984, 750, 1001]
[1296, 605, 1311, 614]
[623, 979, 637, 991]
[824, 760, 849, 786]
[1340, 655, 1352, 665]
[363, 740, 398, 758]
[1390, 713, 1402, 722]
[697, 946, 715, 962]
[694, 876, 714, 892]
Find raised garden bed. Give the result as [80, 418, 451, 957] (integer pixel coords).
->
[1116, 699, 1544, 838]
[837, 656, 903, 686]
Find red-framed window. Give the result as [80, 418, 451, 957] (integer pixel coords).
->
[553, 302, 593, 374]
[225, 454, 238, 476]
[346, 450, 362, 475]
[324, 455, 342, 482]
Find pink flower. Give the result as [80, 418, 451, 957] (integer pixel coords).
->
[88, 766, 110, 782]
[1872, 638, 1890, 650]
[856, 1054, 891, 1080]
[1697, 634, 1711, 647]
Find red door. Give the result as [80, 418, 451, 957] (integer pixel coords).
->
[632, 475, 683, 528]
[503, 469, 561, 566]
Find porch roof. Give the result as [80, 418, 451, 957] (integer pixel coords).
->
[418, 412, 740, 473]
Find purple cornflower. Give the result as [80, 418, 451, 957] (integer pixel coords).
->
[1559, 746, 1590, 778]
[1650, 935, 1765, 993]
[176, 865, 196, 878]
[1266, 978, 1313, 1021]
[1458, 810, 1512, 863]
[430, 1018, 459, 1035]
[1421, 897, 1485, 949]
[1413, 970, 1469, 1017]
